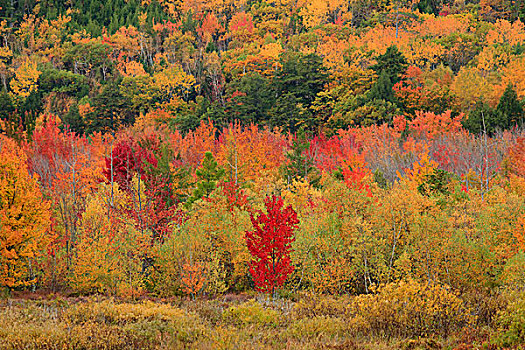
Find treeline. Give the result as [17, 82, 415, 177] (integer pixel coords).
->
[0, 0, 169, 35]
[1, 117, 525, 294]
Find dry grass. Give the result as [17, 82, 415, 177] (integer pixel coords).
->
[0, 286, 516, 350]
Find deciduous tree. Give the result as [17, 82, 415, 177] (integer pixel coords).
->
[0, 135, 50, 290]
[245, 195, 299, 295]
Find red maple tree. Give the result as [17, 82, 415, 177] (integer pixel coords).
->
[245, 195, 299, 295]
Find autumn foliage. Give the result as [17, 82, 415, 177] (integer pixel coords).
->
[1, 0, 525, 346]
[0, 135, 50, 289]
[246, 195, 298, 295]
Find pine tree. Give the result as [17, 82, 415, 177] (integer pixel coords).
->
[271, 53, 329, 132]
[227, 73, 275, 126]
[86, 82, 135, 134]
[0, 89, 14, 135]
[283, 132, 320, 186]
[187, 152, 225, 207]
[463, 100, 495, 135]
[21, 89, 43, 138]
[63, 103, 85, 134]
[368, 70, 394, 102]
[364, 46, 408, 120]
[496, 84, 524, 130]
[370, 46, 408, 85]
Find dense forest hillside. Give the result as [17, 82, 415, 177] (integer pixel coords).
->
[0, 0, 523, 135]
[1, 0, 525, 349]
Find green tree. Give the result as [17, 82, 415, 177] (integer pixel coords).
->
[370, 46, 408, 85]
[38, 68, 90, 99]
[0, 89, 14, 135]
[271, 53, 329, 132]
[495, 84, 524, 130]
[86, 82, 136, 134]
[227, 73, 275, 126]
[186, 152, 225, 207]
[63, 41, 114, 81]
[358, 46, 407, 125]
[415, 0, 442, 15]
[63, 103, 85, 134]
[462, 100, 495, 135]
[271, 93, 308, 132]
[283, 132, 320, 186]
[368, 70, 395, 102]
[20, 89, 43, 138]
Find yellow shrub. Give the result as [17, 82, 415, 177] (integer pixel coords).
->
[351, 279, 474, 338]
[493, 289, 525, 347]
[222, 300, 280, 327]
[0, 302, 143, 350]
[502, 252, 525, 288]
[0, 299, 205, 349]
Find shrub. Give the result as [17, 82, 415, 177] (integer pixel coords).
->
[0, 299, 206, 349]
[493, 289, 525, 347]
[65, 299, 187, 324]
[351, 279, 474, 338]
[222, 300, 280, 327]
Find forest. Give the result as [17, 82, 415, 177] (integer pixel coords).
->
[1, 0, 525, 349]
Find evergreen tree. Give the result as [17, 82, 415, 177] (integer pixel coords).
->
[368, 70, 394, 102]
[21, 89, 43, 138]
[0, 89, 14, 135]
[186, 152, 225, 207]
[283, 132, 320, 186]
[361, 46, 407, 125]
[271, 53, 329, 132]
[495, 84, 524, 130]
[271, 93, 306, 132]
[63, 103, 85, 134]
[417, 169, 452, 197]
[462, 100, 496, 135]
[370, 46, 408, 85]
[227, 73, 275, 125]
[415, 0, 442, 15]
[201, 100, 228, 133]
[86, 82, 135, 134]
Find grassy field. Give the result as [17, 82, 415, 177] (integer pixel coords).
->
[2, 283, 523, 350]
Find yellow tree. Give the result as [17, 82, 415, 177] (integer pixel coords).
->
[70, 180, 147, 297]
[152, 188, 250, 296]
[153, 64, 197, 109]
[494, 57, 525, 102]
[300, 0, 348, 28]
[451, 66, 495, 110]
[0, 135, 51, 290]
[216, 123, 287, 185]
[0, 19, 12, 90]
[10, 57, 41, 99]
[373, 176, 437, 282]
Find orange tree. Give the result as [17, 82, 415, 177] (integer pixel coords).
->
[0, 135, 50, 291]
